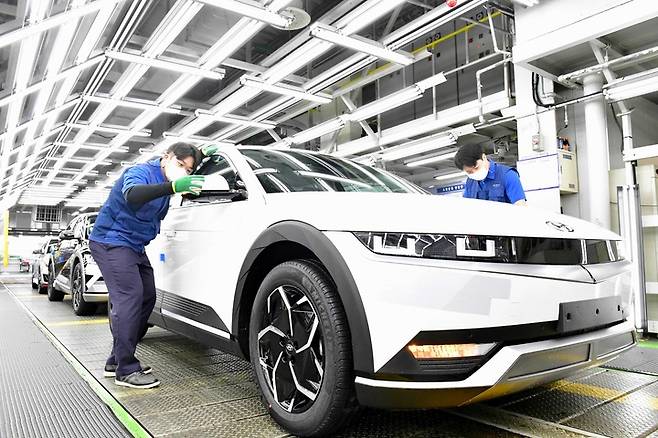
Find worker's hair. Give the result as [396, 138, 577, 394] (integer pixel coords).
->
[165, 143, 202, 168]
[454, 143, 485, 169]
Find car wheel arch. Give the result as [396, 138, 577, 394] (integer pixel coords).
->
[233, 220, 374, 374]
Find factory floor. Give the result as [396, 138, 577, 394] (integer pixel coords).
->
[2, 271, 658, 438]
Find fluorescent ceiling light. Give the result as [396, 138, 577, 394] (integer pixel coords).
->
[310, 22, 414, 66]
[195, 110, 277, 129]
[435, 171, 466, 181]
[340, 0, 407, 35]
[53, 141, 129, 152]
[0, 55, 103, 109]
[406, 150, 458, 167]
[162, 132, 235, 146]
[105, 50, 225, 80]
[416, 73, 448, 92]
[0, 0, 122, 50]
[82, 94, 189, 115]
[241, 75, 332, 104]
[512, 0, 539, 6]
[45, 157, 113, 166]
[346, 87, 421, 122]
[380, 133, 456, 162]
[343, 74, 446, 122]
[66, 122, 152, 137]
[193, 0, 293, 29]
[603, 67, 658, 102]
[290, 118, 346, 144]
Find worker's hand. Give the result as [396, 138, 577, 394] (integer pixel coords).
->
[201, 145, 218, 156]
[172, 175, 205, 195]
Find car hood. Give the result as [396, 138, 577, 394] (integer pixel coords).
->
[263, 192, 621, 240]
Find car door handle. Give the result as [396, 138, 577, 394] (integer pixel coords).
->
[164, 231, 176, 239]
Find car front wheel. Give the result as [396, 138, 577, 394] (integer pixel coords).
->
[72, 263, 97, 316]
[31, 268, 38, 289]
[47, 264, 64, 302]
[249, 260, 356, 437]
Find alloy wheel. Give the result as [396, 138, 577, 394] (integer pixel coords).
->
[72, 265, 82, 311]
[257, 285, 324, 414]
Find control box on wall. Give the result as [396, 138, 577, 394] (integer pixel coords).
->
[559, 150, 578, 193]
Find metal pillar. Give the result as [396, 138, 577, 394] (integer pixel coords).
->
[618, 110, 648, 334]
[3, 210, 7, 268]
[582, 73, 611, 229]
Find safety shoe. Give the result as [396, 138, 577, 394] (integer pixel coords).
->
[103, 364, 152, 378]
[114, 370, 160, 389]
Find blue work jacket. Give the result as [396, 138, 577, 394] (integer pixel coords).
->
[90, 159, 170, 253]
[463, 159, 526, 204]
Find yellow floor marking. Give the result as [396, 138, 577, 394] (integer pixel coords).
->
[45, 318, 109, 327]
[556, 381, 658, 410]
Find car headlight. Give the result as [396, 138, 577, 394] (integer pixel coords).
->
[353, 232, 514, 262]
[353, 232, 625, 264]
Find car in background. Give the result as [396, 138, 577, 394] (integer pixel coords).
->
[146, 146, 636, 437]
[47, 212, 108, 315]
[19, 257, 31, 272]
[31, 237, 59, 293]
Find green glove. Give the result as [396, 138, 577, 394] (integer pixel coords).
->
[201, 145, 218, 156]
[172, 175, 205, 195]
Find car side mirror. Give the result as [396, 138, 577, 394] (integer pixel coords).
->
[59, 230, 75, 240]
[33, 249, 42, 254]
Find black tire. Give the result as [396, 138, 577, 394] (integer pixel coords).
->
[72, 263, 97, 316]
[35, 267, 47, 294]
[249, 260, 356, 437]
[47, 264, 64, 302]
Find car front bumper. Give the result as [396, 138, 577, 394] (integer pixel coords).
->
[84, 263, 108, 302]
[354, 320, 636, 409]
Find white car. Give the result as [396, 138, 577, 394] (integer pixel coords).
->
[31, 237, 59, 293]
[147, 146, 636, 437]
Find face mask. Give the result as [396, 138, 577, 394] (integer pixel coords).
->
[164, 158, 188, 181]
[468, 162, 488, 181]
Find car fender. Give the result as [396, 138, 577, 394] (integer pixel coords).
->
[233, 220, 374, 373]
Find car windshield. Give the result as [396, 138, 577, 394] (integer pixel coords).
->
[240, 149, 425, 194]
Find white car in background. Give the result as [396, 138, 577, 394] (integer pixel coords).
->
[31, 237, 59, 293]
[147, 146, 636, 437]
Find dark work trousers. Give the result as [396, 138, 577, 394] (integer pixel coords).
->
[89, 240, 156, 377]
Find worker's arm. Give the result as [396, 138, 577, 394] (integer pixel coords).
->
[122, 166, 205, 209]
[124, 183, 174, 209]
[504, 169, 527, 205]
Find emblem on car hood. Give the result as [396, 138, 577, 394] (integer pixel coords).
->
[546, 220, 574, 232]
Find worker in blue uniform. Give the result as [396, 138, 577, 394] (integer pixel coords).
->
[454, 143, 526, 205]
[89, 143, 216, 389]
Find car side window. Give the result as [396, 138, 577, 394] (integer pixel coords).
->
[196, 154, 240, 189]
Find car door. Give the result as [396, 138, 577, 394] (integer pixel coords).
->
[54, 218, 76, 275]
[40, 239, 56, 276]
[53, 220, 79, 290]
[149, 151, 266, 336]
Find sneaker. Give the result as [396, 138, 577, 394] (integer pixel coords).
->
[103, 364, 152, 378]
[114, 371, 160, 389]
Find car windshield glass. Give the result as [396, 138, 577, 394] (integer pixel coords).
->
[240, 149, 424, 194]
